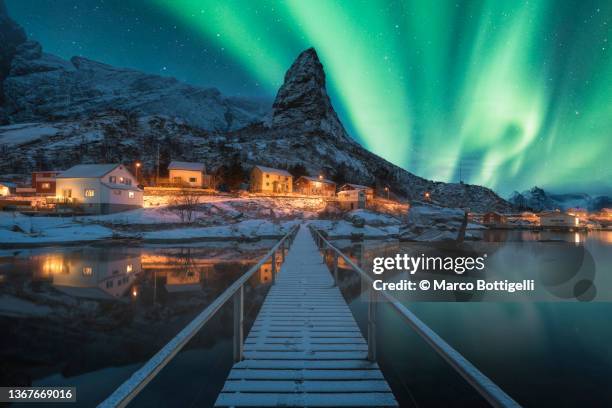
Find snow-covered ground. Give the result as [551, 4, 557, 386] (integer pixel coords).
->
[0, 212, 114, 245]
[0, 197, 403, 246]
[143, 219, 299, 242]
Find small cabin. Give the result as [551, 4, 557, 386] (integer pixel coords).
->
[483, 212, 507, 226]
[539, 212, 580, 229]
[337, 189, 366, 210]
[168, 161, 214, 188]
[339, 183, 374, 201]
[0, 181, 16, 196]
[32, 171, 61, 196]
[250, 165, 293, 194]
[56, 164, 143, 214]
[295, 176, 336, 197]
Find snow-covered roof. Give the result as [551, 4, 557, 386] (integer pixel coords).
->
[58, 164, 120, 178]
[340, 183, 373, 191]
[298, 176, 336, 185]
[254, 165, 292, 177]
[101, 182, 142, 192]
[168, 161, 205, 172]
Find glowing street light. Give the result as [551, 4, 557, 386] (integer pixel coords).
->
[318, 174, 324, 180]
[424, 191, 431, 201]
[135, 161, 141, 181]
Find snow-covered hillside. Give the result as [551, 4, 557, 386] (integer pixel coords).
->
[1, 38, 268, 129]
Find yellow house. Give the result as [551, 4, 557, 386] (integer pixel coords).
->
[168, 161, 206, 187]
[250, 165, 293, 194]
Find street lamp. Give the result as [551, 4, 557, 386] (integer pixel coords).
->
[424, 191, 431, 201]
[318, 174, 324, 180]
[135, 162, 141, 181]
[384, 186, 389, 199]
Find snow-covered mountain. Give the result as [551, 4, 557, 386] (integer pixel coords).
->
[0, 9, 267, 130]
[509, 186, 612, 211]
[0, 4, 512, 212]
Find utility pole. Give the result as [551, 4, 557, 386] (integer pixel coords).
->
[156, 143, 160, 184]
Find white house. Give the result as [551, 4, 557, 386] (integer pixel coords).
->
[56, 164, 143, 214]
[0, 181, 16, 196]
[168, 161, 213, 188]
[250, 165, 293, 194]
[539, 212, 580, 229]
[337, 189, 366, 210]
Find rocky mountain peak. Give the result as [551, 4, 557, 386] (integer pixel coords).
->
[271, 48, 352, 142]
[0, 0, 27, 102]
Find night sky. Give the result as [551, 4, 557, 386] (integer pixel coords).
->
[7, 0, 612, 195]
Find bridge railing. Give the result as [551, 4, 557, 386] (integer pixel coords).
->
[98, 224, 300, 408]
[309, 226, 521, 408]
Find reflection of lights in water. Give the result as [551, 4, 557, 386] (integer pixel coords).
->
[574, 233, 581, 244]
[132, 287, 138, 297]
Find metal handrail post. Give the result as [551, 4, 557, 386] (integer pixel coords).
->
[367, 288, 377, 362]
[333, 252, 339, 287]
[233, 285, 244, 362]
[271, 250, 277, 284]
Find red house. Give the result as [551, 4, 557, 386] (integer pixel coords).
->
[32, 171, 61, 196]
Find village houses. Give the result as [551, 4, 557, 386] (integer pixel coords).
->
[250, 165, 293, 194]
[167, 161, 214, 188]
[55, 164, 143, 214]
[294, 176, 336, 197]
[339, 183, 375, 201]
[32, 170, 61, 196]
[538, 211, 580, 229]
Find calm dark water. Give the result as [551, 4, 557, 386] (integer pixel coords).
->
[1, 230, 611, 407]
[332, 230, 612, 407]
[0, 241, 280, 407]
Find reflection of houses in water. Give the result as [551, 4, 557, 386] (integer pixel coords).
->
[252, 256, 283, 286]
[34, 250, 142, 300]
[165, 270, 201, 293]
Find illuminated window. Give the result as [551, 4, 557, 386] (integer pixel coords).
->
[82, 266, 93, 276]
[128, 191, 135, 198]
[126, 264, 133, 273]
[85, 189, 95, 197]
[41, 182, 51, 189]
[119, 177, 124, 183]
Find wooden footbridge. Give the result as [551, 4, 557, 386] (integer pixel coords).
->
[100, 224, 520, 408]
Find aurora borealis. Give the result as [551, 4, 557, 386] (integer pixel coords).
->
[8, 0, 612, 195]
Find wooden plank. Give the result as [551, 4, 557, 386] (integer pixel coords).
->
[221, 380, 392, 393]
[227, 369, 384, 380]
[233, 359, 381, 370]
[242, 351, 368, 360]
[215, 392, 398, 407]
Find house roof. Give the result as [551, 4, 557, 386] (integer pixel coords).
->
[340, 183, 372, 191]
[58, 164, 120, 178]
[101, 182, 142, 192]
[298, 176, 336, 185]
[254, 165, 292, 177]
[168, 161, 205, 172]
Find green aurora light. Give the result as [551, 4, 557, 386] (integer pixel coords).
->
[13, 0, 611, 195]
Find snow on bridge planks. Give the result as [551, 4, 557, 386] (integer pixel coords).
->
[215, 226, 398, 407]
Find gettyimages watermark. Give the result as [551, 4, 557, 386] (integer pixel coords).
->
[354, 242, 603, 302]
